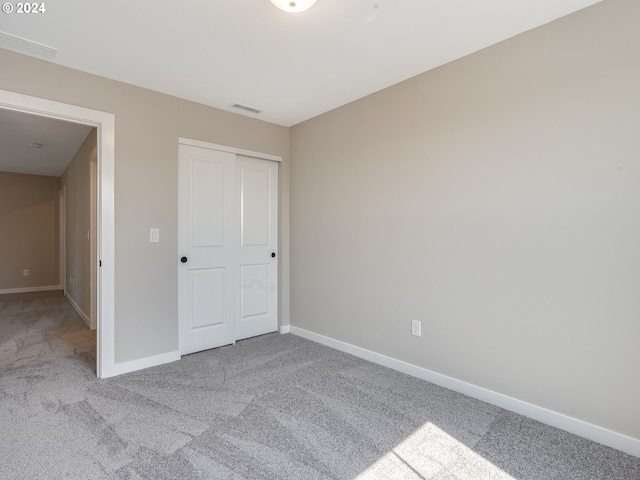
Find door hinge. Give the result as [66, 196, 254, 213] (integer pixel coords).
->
[99, 260, 102, 267]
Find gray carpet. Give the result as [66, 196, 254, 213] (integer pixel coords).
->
[1, 292, 639, 479]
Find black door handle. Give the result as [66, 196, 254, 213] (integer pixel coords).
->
[271, 252, 276, 258]
[180, 256, 188, 263]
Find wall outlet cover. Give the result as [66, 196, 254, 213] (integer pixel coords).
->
[411, 319, 422, 337]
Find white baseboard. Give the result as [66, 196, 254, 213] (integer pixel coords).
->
[279, 324, 291, 334]
[289, 326, 640, 458]
[64, 291, 90, 327]
[107, 350, 181, 378]
[0, 285, 61, 295]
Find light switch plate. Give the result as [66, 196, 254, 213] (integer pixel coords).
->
[150, 228, 160, 243]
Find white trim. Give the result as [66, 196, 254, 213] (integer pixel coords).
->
[108, 351, 181, 377]
[89, 158, 97, 330]
[279, 325, 291, 334]
[178, 137, 282, 162]
[0, 88, 116, 380]
[65, 291, 90, 328]
[0, 285, 61, 295]
[289, 326, 640, 458]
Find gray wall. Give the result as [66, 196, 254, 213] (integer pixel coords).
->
[0, 172, 60, 291]
[0, 48, 290, 364]
[290, 0, 640, 440]
[61, 129, 95, 319]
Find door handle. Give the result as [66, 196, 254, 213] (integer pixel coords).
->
[271, 252, 276, 258]
[180, 256, 188, 263]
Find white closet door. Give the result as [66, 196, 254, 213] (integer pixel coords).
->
[179, 145, 278, 355]
[236, 155, 278, 340]
[178, 145, 237, 355]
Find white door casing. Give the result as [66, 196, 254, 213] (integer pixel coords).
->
[178, 140, 279, 355]
[90, 156, 97, 330]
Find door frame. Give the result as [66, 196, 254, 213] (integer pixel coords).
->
[90, 155, 97, 330]
[0, 89, 116, 378]
[177, 137, 281, 354]
[178, 138, 282, 163]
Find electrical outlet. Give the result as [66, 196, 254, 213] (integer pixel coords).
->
[411, 319, 421, 337]
[23, 269, 29, 276]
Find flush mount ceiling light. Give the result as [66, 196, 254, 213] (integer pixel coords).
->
[270, 0, 317, 13]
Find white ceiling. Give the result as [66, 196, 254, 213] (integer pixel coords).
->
[0, 0, 601, 128]
[0, 109, 92, 177]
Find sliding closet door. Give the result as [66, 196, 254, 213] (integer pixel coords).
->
[178, 145, 237, 355]
[236, 155, 278, 340]
[178, 144, 278, 355]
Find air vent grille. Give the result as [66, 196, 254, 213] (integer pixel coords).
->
[229, 103, 262, 115]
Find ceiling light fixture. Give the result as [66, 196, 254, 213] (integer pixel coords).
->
[29, 143, 44, 149]
[270, 0, 317, 13]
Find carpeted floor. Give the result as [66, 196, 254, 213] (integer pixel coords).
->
[1, 292, 639, 479]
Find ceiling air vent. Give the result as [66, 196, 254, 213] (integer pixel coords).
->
[229, 103, 262, 115]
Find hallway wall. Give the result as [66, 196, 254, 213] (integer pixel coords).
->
[61, 129, 96, 322]
[0, 172, 60, 292]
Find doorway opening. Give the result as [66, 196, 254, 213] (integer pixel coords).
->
[0, 89, 115, 378]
